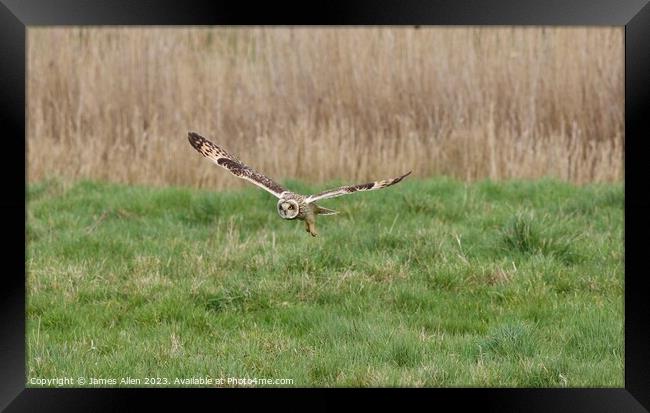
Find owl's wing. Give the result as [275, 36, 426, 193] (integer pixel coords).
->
[305, 171, 411, 203]
[188, 132, 287, 198]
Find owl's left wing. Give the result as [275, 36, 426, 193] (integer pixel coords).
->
[305, 171, 411, 203]
[188, 132, 287, 198]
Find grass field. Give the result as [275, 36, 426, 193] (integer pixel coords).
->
[26, 177, 623, 387]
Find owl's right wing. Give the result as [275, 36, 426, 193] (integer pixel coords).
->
[188, 132, 287, 198]
[305, 171, 412, 203]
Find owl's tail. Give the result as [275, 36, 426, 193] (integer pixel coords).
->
[313, 204, 338, 216]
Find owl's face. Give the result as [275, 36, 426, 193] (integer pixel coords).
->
[277, 199, 300, 219]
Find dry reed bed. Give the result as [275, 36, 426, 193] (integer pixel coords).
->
[27, 27, 623, 188]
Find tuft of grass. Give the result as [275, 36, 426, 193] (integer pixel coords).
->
[477, 322, 536, 360]
[501, 212, 540, 254]
[500, 211, 582, 264]
[26, 177, 623, 387]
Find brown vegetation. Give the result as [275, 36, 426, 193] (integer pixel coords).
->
[27, 27, 623, 188]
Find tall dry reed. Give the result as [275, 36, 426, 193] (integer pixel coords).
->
[27, 27, 623, 188]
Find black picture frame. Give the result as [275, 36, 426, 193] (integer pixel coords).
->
[2, 0, 649, 411]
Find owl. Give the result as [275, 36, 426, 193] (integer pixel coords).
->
[188, 132, 411, 236]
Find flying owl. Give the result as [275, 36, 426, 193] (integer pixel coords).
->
[188, 132, 411, 236]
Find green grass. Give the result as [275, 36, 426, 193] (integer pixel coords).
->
[26, 177, 624, 387]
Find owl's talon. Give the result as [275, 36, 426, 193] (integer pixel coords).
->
[305, 221, 318, 236]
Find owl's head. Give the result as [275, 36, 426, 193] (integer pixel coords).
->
[277, 198, 300, 219]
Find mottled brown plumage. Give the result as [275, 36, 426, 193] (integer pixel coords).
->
[305, 172, 412, 203]
[188, 132, 287, 197]
[188, 131, 410, 236]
